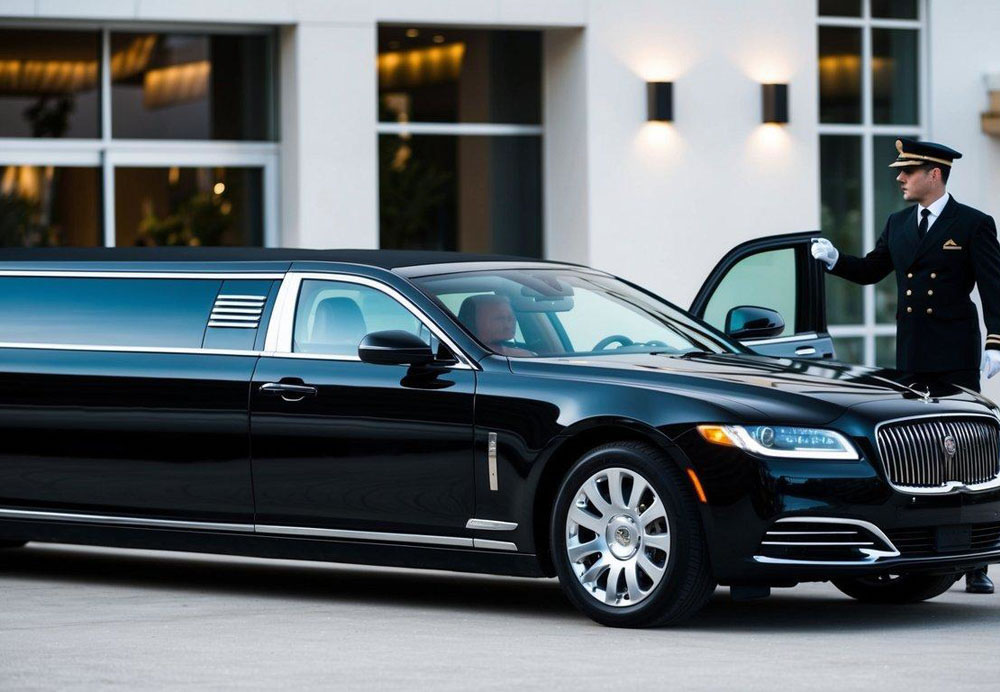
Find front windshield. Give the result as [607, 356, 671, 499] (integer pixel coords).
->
[412, 267, 746, 358]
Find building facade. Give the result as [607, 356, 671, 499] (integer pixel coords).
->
[2, 0, 999, 394]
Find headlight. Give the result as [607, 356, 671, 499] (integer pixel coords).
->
[697, 424, 859, 460]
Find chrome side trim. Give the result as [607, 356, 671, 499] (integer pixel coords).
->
[487, 432, 499, 491]
[0, 508, 521, 552]
[752, 516, 900, 566]
[207, 322, 258, 329]
[254, 524, 474, 548]
[0, 271, 284, 279]
[0, 507, 252, 533]
[874, 413, 1000, 495]
[473, 539, 518, 552]
[0, 341, 262, 357]
[466, 518, 518, 531]
[262, 272, 478, 370]
[742, 332, 820, 347]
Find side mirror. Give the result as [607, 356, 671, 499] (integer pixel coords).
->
[358, 330, 435, 366]
[725, 305, 785, 340]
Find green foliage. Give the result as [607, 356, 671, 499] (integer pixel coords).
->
[135, 192, 232, 246]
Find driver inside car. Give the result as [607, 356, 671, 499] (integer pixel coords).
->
[461, 294, 535, 357]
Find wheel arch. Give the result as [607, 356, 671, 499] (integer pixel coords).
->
[529, 418, 690, 576]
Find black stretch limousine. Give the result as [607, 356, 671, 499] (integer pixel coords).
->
[1, 238, 999, 627]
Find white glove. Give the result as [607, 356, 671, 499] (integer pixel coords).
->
[810, 238, 839, 270]
[982, 350, 1000, 378]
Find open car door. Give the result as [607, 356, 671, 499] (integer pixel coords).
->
[689, 231, 835, 360]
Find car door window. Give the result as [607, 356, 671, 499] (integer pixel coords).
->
[702, 248, 796, 338]
[293, 279, 428, 356]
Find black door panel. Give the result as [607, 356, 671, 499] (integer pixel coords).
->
[0, 349, 255, 523]
[250, 358, 475, 533]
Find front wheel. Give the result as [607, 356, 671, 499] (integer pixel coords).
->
[550, 441, 715, 627]
[833, 573, 959, 604]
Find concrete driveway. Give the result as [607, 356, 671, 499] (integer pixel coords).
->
[1, 543, 997, 690]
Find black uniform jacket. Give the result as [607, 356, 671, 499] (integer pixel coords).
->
[830, 196, 1000, 372]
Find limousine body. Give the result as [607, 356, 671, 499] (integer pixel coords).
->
[0, 242, 998, 627]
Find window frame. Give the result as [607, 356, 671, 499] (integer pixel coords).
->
[0, 22, 279, 248]
[263, 271, 478, 369]
[817, 0, 928, 366]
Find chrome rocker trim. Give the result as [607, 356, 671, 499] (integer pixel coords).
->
[0, 508, 518, 552]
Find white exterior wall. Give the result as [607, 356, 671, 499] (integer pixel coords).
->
[577, 0, 819, 306]
[929, 0, 1000, 398]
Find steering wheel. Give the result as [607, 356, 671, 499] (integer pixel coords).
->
[593, 334, 634, 351]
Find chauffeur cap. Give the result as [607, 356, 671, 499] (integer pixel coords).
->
[889, 137, 963, 168]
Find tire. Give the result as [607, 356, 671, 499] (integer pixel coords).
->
[549, 440, 716, 627]
[833, 572, 959, 604]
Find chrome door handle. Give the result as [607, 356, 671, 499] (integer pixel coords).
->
[794, 346, 817, 356]
[259, 382, 318, 401]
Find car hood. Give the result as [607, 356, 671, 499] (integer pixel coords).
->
[508, 352, 997, 426]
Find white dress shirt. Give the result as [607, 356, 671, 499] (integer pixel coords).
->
[918, 191, 950, 232]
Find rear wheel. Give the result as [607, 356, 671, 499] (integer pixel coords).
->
[550, 441, 715, 627]
[833, 573, 959, 604]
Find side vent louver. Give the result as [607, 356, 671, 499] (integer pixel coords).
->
[208, 294, 266, 329]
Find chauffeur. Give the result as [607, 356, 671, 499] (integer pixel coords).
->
[811, 138, 1000, 595]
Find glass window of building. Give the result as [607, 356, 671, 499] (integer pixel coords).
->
[110, 32, 275, 141]
[0, 29, 101, 139]
[817, 1, 922, 366]
[0, 166, 102, 247]
[377, 27, 542, 257]
[0, 28, 277, 249]
[115, 167, 263, 247]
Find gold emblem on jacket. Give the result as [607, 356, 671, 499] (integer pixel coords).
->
[942, 239, 962, 250]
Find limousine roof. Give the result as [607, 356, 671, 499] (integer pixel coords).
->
[0, 247, 562, 271]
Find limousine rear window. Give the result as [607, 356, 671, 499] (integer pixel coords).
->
[0, 277, 221, 349]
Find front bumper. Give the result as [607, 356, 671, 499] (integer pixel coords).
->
[674, 428, 1000, 584]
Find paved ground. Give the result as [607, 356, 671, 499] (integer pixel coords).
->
[0, 543, 997, 691]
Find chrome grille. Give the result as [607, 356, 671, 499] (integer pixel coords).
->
[876, 416, 1000, 491]
[208, 294, 266, 329]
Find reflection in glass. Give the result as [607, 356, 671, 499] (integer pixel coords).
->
[0, 30, 101, 138]
[873, 29, 918, 124]
[0, 166, 101, 246]
[819, 27, 862, 124]
[111, 32, 274, 140]
[833, 336, 864, 365]
[114, 167, 263, 246]
[820, 136, 864, 324]
[379, 134, 541, 257]
[377, 27, 540, 124]
[876, 335, 897, 368]
[871, 0, 918, 19]
[818, 0, 861, 16]
[874, 135, 909, 323]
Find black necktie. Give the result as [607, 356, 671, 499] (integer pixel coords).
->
[918, 208, 930, 240]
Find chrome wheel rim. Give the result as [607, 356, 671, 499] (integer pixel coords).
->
[564, 467, 671, 607]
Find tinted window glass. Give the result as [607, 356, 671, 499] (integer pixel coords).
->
[819, 27, 861, 124]
[293, 280, 427, 356]
[0, 277, 220, 347]
[703, 248, 796, 337]
[1, 166, 102, 247]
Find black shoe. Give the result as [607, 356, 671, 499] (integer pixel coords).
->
[965, 569, 994, 594]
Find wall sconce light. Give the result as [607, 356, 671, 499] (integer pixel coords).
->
[982, 73, 1000, 136]
[761, 83, 789, 124]
[647, 81, 673, 122]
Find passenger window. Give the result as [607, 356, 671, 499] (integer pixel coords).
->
[0, 277, 221, 348]
[293, 279, 427, 356]
[702, 248, 796, 338]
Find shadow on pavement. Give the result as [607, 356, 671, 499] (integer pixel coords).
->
[1, 543, 992, 631]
